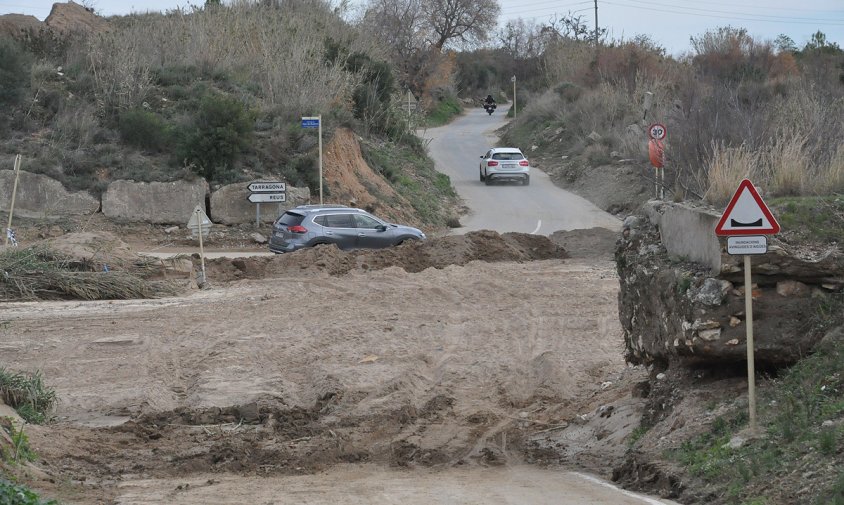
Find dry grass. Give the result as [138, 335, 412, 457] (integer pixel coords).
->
[0, 245, 178, 301]
[704, 142, 758, 205]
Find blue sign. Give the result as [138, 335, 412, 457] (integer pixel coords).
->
[301, 116, 320, 129]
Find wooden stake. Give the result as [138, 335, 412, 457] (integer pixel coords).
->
[744, 254, 757, 432]
[5, 155, 22, 246]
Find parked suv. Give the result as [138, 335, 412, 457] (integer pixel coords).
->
[269, 205, 426, 253]
[479, 147, 530, 186]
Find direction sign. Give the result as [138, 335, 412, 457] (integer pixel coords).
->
[301, 116, 320, 129]
[648, 123, 667, 140]
[715, 179, 780, 236]
[247, 181, 285, 193]
[248, 192, 286, 203]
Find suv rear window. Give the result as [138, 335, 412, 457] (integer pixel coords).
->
[276, 212, 304, 227]
[492, 152, 524, 161]
[322, 213, 355, 228]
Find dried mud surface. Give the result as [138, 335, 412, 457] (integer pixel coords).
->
[0, 228, 641, 503]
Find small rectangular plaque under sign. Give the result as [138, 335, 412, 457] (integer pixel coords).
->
[727, 235, 767, 255]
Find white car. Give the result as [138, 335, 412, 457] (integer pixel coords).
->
[479, 147, 530, 186]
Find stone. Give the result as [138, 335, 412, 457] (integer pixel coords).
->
[210, 182, 310, 225]
[656, 373, 666, 380]
[587, 131, 602, 142]
[730, 316, 742, 328]
[777, 280, 810, 297]
[726, 339, 740, 346]
[698, 329, 722, 341]
[237, 402, 261, 423]
[689, 278, 730, 306]
[165, 226, 179, 234]
[251, 233, 267, 244]
[691, 320, 720, 331]
[622, 216, 642, 231]
[610, 151, 621, 158]
[103, 179, 208, 224]
[724, 435, 746, 450]
[0, 169, 99, 218]
[822, 420, 835, 428]
[531, 145, 539, 151]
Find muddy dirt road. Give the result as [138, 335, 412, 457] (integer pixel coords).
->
[2, 230, 671, 504]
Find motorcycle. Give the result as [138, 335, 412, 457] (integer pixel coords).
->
[483, 102, 497, 115]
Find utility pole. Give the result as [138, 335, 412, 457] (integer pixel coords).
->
[594, 0, 599, 47]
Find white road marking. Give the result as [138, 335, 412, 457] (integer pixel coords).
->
[531, 220, 542, 235]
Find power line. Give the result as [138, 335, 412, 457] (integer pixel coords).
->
[501, 0, 591, 15]
[618, 0, 844, 23]
[602, 0, 844, 26]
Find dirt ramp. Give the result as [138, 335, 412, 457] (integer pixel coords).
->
[206, 231, 568, 281]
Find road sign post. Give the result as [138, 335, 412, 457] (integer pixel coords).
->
[716, 179, 781, 434]
[511, 75, 517, 117]
[647, 123, 667, 199]
[187, 205, 212, 286]
[247, 182, 286, 227]
[302, 116, 322, 204]
[4, 154, 22, 247]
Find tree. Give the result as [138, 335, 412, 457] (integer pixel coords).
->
[426, 0, 500, 50]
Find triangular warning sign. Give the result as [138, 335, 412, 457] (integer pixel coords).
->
[715, 179, 780, 236]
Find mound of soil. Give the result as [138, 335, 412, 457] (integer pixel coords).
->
[549, 227, 619, 259]
[204, 231, 568, 281]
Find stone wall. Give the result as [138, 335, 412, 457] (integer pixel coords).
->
[0, 169, 99, 218]
[210, 182, 310, 225]
[617, 203, 843, 367]
[102, 179, 209, 224]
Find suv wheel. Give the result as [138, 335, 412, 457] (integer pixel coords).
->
[479, 169, 485, 182]
[523, 175, 530, 186]
[485, 176, 493, 186]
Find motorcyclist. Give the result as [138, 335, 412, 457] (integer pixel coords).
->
[483, 94, 496, 106]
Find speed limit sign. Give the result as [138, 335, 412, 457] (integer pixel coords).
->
[648, 123, 667, 140]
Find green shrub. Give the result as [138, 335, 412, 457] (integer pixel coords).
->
[0, 479, 57, 505]
[118, 108, 170, 151]
[0, 38, 32, 108]
[176, 93, 256, 182]
[0, 368, 57, 425]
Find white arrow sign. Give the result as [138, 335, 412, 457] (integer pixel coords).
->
[248, 192, 286, 203]
[248, 182, 286, 192]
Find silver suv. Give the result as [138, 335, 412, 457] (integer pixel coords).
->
[269, 205, 426, 253]
[479, 147, 530, 185]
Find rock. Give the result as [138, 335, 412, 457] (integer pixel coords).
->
[210, 182, 310, 225]
[656, 373, 666, 380]
[45, 1, 110, 34]
[587, 131, 602, 142]
[622, 216, 642, 231]
[531, 145, 539, 151]
[103, 179, 209, 224]
[691, 320, 720, 331]
[822, 420, 835, 428]
[237, 402, 261, 423]
[724, 435, 746, 450]
[698, 329, 722, 341]
[610, 151, 621, 158]
[688, 278, 731, 306]
[600, 381, 613, 390]
[0, 169, 99, 218]
[251, 233, 268, 244]
[726, 339, 740, 346]
[730, 316, 742, 327]
[165, 226, 179, 234]
[777, 280, 810, 297]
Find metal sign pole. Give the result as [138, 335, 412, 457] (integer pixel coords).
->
[256, 203, 261, 227]
[512, 76, 517, 117]
[744, 254, 757, 432]
[5, 155, 22, 246]
[318, 114, 323, 205]
[196, 208, 207, 286]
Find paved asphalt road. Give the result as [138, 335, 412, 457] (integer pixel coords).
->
[422, 106, 620, 235]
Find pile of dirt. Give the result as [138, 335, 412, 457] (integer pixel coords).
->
[549, 227, 619, 259]
[204, 230, 568, 281]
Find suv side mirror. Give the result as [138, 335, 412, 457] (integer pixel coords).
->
[376, 224, 387, 232]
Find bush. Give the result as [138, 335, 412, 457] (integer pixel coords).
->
[0, 38, 32, 108]
[118, 108, 171, 151]
[0, 479, 57, 505]
[0, 367, 57, 425]
[176, 93, 255, 182]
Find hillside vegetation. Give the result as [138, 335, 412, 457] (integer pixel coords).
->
[0, 0, 461, 225]
[477, 26, 844, 205]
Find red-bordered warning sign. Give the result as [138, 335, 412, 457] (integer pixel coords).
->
[715, 179, 780, 236]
